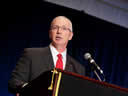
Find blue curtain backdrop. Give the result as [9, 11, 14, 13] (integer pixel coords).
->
[1, 0, 128, 96]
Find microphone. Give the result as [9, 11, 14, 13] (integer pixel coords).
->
[84, 53, 105, 81]
[84, 53, 103, 74]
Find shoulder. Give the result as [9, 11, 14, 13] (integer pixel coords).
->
[24, 46, 49, 54]
[22, 46, 50, 57]
[24, 47, 49, 52]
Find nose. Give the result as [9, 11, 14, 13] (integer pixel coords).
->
[57, 27, 62, 34]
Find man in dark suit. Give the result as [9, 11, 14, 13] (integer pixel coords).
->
[8, 16, 85, 95]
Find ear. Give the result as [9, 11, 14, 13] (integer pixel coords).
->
[69, 32, 73, 40]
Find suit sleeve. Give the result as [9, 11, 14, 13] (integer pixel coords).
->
[8, 49, 31, 94]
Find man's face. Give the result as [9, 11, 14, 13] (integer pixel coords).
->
[49, 17, 73, 47]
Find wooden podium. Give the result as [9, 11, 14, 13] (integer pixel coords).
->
[19, 69, 128, 96]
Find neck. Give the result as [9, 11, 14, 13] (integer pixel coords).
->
[52, 43, 66, 53]
[56, 47, 66, 53]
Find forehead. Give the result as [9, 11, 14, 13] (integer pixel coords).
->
[51, 17, 71, 27]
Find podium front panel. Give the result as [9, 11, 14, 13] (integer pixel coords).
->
[58, 73, 128, 96]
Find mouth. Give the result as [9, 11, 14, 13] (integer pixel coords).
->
[56, 36, 62, 40]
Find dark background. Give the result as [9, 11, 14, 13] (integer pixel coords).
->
[1, 0, 128, 96]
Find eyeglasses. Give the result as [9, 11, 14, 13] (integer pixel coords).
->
[50, 25, 71, 32]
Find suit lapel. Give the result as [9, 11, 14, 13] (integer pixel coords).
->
[65, 54, 74, 72]
[42, 47, 75, 73]
[43, 47, 54, 70]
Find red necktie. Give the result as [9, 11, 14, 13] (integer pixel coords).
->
[56, 54, 63, 70]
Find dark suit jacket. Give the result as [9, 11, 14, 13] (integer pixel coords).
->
[8, 46, 85, 93]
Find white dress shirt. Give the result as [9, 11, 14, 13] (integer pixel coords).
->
[49, 44, 67, 70]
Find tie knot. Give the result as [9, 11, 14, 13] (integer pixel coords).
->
[57, 54, 62, 58]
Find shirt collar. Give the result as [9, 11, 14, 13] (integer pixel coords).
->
[49, 43, 67, 58]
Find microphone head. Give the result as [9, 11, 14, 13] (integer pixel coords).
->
[84, 53, 91, 60]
